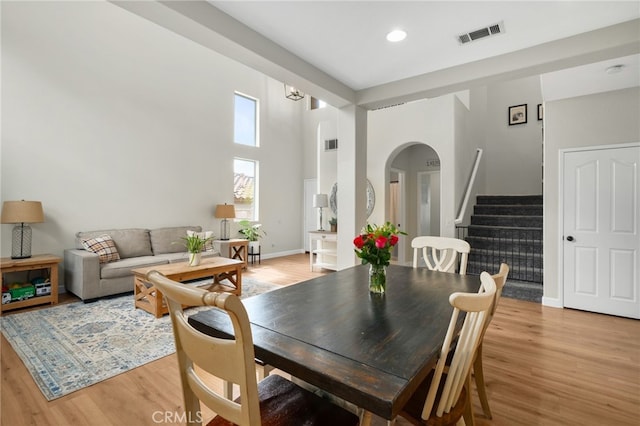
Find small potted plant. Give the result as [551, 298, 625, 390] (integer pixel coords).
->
[238, 219, 266, 253]
[180, 233, 213, 266]
[329, 217, 337, 232]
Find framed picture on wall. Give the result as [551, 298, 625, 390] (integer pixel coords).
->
[537, 103, 543, 121]
[508, 104, 527, 125]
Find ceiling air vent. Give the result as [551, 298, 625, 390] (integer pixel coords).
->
[458, 21, 504, 45]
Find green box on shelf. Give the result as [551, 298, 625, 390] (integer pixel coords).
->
[9, 284, 35, 301]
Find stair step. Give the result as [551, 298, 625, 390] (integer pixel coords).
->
[476, 195, 542, 205]
[471, 215, 543, 228]
[468, 249, 543, 268]
[467, 236, 542, 252]
[473, 204, 542, 216]
[467, 225, 542, 239]
[468, 262, 543, 282]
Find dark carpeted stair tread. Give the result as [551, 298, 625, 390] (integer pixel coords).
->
[471, 215, 543, 227]
[473, 205, 543, 216]
[466, 238, 542, 252]
[476, 195, 543, 205]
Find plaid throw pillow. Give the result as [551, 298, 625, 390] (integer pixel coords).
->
[81, 234, 121, 264]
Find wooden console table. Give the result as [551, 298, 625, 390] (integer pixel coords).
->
[0, 254, 60, 314]
[309, 231, 337, 271]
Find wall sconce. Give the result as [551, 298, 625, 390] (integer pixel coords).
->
[215, 203, 236, 241]
[1, 200, 45, 259]
[284, 84, 305, 101]
[313, 194, 328, 231]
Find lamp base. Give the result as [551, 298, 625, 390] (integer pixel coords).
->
[220, 219, 231, 241]
[318, 207, 325, 231]
[11, 223, 33, 259]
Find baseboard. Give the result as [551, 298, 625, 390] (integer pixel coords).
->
[542, 296, 563, 308]
[261, 249, 305, 260]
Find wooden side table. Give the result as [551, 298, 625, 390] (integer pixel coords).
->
[214, 239, 249, 268]
[1, 254, 61, 314]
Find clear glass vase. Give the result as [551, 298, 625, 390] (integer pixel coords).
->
[368, 264, 387, 294]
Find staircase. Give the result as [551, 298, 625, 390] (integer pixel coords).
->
[459, 195, 543, 283]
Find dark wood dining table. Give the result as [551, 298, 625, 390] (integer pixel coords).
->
[188, 263, 480, 421]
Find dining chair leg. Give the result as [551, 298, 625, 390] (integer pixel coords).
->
[473, 343, 492, 419]
[222, 363, 274, 400]
[463, 375, 476, 426]
[359, 409, 372, 426]
[256, 361, 274, 381]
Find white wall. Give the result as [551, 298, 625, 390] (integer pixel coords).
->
[543, 87, 640, 304]
[368, 96, 457, 242]
[300, 104, 339, 235]
[484, 76, 544, 195]
[1, 2, 305, 278]
[453, 94, 475, 224]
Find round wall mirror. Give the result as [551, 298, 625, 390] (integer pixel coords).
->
[329, 180, 375, 218]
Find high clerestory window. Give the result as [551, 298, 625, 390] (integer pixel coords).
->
[234, 93, 258, 147]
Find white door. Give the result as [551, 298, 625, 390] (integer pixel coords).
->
[417, 171, 441, 237]
[563, 145, 640, 319]
[389, 169, 406, 264]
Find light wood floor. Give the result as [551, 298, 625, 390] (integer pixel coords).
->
[2, 253, 639, 425]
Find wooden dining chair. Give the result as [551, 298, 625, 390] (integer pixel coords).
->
[398, 272, 497, 426]
[146, 270, 359, 426]
[471, 263, 509, 420]
[411, 236, 471, 275]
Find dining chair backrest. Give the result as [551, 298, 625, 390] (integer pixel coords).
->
[146, 270, 261, 426]
[411, 236, 471, 275]
[420, 271, 496, 420]
[470, 262, 510, 420]
[485, 263, 509, 324]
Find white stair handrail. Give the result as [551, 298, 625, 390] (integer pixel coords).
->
[455, 148, 483, 225]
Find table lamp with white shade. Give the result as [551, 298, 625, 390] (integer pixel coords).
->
[1, 200, 45, 259]
[313, 194, 329, 231]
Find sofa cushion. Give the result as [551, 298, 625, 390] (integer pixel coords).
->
[81, 234, 120, 264]
[76, 228, 152, 259]
[150, 226, 202, 255]
[100, 256, 169, 280]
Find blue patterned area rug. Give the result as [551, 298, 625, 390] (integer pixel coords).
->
[1, 278, 279, 401]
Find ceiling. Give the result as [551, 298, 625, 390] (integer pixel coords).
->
[116, 1, 640, 108]
[210, 1, 639, 91]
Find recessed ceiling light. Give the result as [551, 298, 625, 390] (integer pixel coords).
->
[386, 29, 407, 42]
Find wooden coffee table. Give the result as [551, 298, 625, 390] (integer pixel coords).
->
[132, 257, 243, 318]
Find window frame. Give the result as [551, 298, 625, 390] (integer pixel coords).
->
[233, 157, 259, 221]
[233, 92, 259, 147]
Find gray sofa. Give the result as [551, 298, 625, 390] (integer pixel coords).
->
[64, 226, 218, 301]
